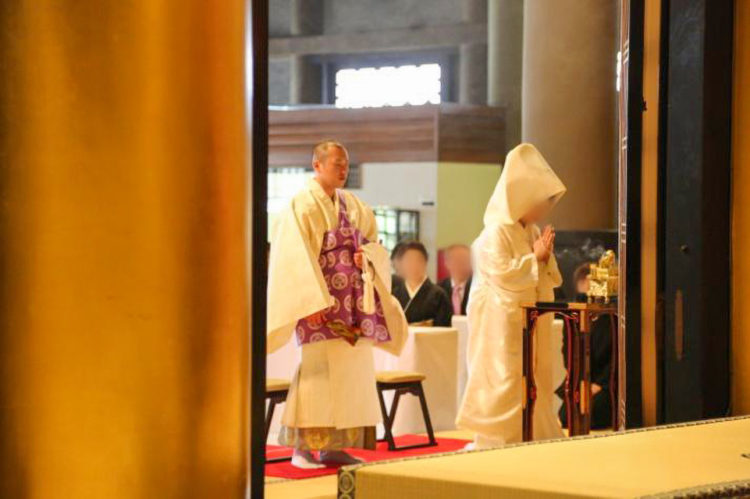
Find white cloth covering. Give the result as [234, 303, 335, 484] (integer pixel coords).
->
[373, 327, 459, 435]
[451, 315, 470, 407]
[267, 179, 408, 430]
[456, 143, 567, 444]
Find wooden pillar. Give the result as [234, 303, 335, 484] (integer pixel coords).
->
[487, 0, 524, 150]
[640, 0, 663, 429]
[0, 1, 249, 496]
[522, 0, 618, 230]
[732, 0, 750, 417]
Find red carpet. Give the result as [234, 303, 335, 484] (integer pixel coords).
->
[265, 435, 470, 479]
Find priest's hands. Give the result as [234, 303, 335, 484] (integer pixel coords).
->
[305, 310, 328, 326]
[534, 225, 555, 263]
[354, 249, 364, 269]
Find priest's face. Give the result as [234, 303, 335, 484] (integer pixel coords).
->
[313, 146, 349, 190]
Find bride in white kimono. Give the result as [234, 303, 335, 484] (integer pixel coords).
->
[456, 143, 567, 448]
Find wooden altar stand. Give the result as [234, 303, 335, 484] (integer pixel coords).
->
[521, 301, 618, 441]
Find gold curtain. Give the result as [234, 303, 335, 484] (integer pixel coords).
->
[0, 1, 249, 496]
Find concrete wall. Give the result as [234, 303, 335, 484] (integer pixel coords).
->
[269, 59, 292, 105]
[351, 162, 439, 279]
[322, 0, 462, 34]
[269, 0, 467, 105]
[270, 0, 462, 37]
[270, 0, 292, 36]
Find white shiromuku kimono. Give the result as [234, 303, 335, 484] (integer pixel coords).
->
[267, 179, 407, 450]
[456, 143, 567, 446]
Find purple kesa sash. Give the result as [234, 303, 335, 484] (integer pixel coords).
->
[295, 192, 391, 346]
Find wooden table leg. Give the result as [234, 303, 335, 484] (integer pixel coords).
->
[580, 311, 592, 434]
[522, 310, 537, 442]
[563, 315, 575, 433]
[608, 312, 619, 430]
[568, 311, 591, 436]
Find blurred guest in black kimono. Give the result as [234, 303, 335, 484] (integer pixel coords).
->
[392, 241, 452, 327]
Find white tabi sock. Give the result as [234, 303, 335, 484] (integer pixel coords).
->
[291, 449, 325, 469]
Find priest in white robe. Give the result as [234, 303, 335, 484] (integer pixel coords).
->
[456, 143, 567, 449]
[267, 140, 408, 469]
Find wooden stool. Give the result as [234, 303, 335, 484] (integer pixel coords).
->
[265, 378, 290, 463]
[375, 371, 437, 451]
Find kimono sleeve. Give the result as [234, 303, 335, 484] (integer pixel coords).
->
[266, 200, 332, 353]
[479, 226, 539, 292]
[539, 253, 564, 288]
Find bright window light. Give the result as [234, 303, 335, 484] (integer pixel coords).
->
[268, 167, 311, 214]
[335, 63, 442, 108]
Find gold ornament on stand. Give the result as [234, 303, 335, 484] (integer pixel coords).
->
[587, 250, 619, 304]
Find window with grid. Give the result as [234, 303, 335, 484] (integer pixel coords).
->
[373, 208, 420, 252]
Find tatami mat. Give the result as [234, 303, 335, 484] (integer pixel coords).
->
[345, 417, 750, 498]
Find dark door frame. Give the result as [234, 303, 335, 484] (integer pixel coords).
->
[250, 0, 269, 497]
[620, 0, 645, 429]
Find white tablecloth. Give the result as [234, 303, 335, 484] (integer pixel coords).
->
[451, 315, 470, 407]
[265, 339, 299, 440]
[372, 327, 459, 436]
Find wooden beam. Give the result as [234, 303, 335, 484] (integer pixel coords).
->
[270, 22, 487, 57]
[269, 104, 505, 166]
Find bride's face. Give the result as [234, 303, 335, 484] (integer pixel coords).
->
[521, 198, 554, 225]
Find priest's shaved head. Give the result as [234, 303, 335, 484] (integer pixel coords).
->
[312, 139, 348, 163]
[312, 140, 350, 194]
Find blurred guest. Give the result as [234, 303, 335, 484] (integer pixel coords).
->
[439, 244, 473, 316]
[390, 241, 405, 289]
[558, 262, 613, 429]
[392, 241, 452, 327]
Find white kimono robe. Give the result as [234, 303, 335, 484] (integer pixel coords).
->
[456, 143, 567, 444]
[267, 179, 407, 434]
